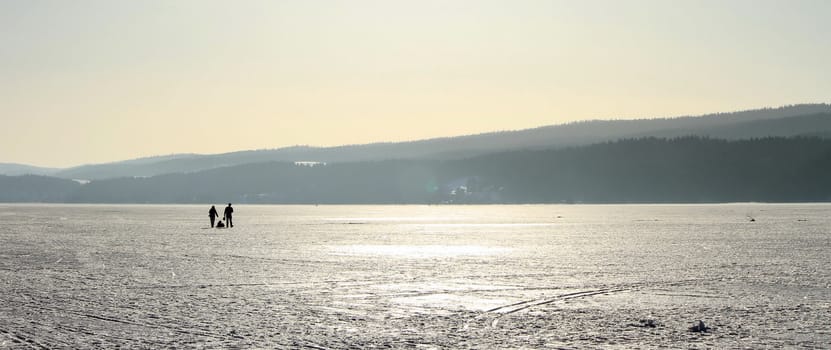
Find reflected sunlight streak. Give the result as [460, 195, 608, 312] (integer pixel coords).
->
[329, 245, 510, 258]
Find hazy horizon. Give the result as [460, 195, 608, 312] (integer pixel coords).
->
[3, 0, 830, 167]
[3, 103, 827, 169]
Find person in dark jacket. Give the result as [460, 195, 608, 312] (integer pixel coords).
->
[208, 205, 219, 228]
[224, 203, 234, 228]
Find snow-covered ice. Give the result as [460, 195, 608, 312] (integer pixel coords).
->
[1, 203, 829, 348]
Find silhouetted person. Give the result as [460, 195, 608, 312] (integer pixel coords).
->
[224, 203, 234, 228]
[216, 220, 225, 228]
[208, 205, 219, 228]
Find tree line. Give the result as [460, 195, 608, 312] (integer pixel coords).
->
[2, 136, 830, 204]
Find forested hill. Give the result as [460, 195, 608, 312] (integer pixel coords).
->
[4, 136, 829, 204]
[0, 175, 80, 202]
[49, 104, 831, 180]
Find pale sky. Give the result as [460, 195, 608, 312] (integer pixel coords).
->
[1, 0, 829, 167]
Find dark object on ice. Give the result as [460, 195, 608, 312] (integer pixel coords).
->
[639, 319, 657, 328]
[224, 203, 234, 228]
[209, 205, 219, 227]
[216, 220, 225, 228]
[629, 319, 659, 328]
[688, 320, 709, 332]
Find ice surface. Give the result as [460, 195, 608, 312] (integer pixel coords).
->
[0, 203, 829, 348]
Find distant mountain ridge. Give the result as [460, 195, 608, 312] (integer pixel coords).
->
[0, 163, 59, 176]
[7, 104, 831, 180]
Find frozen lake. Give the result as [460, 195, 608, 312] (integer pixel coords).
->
[1, 204, 829, 348]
